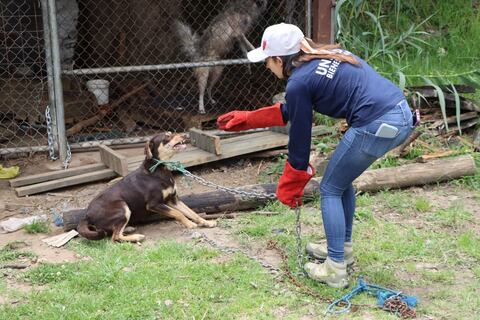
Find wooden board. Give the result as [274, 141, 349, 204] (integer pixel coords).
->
[9, 163, 107, 188]
[14, 169, 117, 197]
[13, 126, 329, 196]
[189, 128, 221, 155]
[127, 131, 290, 171]
[99, 145, 129, 176]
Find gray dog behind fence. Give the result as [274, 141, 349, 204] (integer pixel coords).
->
[174, 0, 268, 114]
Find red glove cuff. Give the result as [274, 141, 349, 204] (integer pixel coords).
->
[276, 161, 315, 208]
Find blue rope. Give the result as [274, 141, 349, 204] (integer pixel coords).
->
[325, 277, 418, 316]
[149, 159, 187, 173]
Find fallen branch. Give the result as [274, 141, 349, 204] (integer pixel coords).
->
[416, 150, 456, 163]
[392, 131, 422, 157]
[66, 83, 148, 137]
[62, 155, 477, 231]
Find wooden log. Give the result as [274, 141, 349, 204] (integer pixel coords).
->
[66, 83, 148, 136]
[355, 155, 476, 192]
[62, 155, 477, 231]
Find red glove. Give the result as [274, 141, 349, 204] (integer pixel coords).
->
[217, 103, 286, 131]
[276, 161, 315, 208]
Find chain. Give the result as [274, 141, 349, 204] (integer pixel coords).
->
[45, 105, 72, 169]
[150, 159, 277, 200]
[383, 297, 417, 319]
[197, 232, 280, 274]
[63, 143, 72, 170]
[182, 170, 277, 200]
[45, 105, 57, 161]
[294, 202, 306, 275]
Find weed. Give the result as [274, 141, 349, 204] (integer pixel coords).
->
[429, 204, 473, 227]
[0, 242, 36, 263]
[24, 220, 50, 234]
[414, 197, 432, 212]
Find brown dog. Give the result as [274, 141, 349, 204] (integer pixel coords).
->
[77, 133, 216, 242]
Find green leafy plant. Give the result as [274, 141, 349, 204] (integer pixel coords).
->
[24, 220, 50, 234]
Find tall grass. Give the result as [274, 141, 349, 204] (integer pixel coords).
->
[335, 0, 480, 121]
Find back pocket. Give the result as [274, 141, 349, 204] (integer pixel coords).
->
[360, 130, 398, 158]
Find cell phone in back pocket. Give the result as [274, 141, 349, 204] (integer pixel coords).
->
[375, 123, 398, 138]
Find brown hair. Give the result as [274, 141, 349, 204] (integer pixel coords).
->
[279, 38, 360, 77]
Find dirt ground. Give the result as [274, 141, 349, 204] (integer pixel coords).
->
[1, 147, 479, 314]
[0, 148, 283, 300]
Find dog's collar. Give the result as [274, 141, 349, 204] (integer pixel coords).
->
[149, 158, 186, 173]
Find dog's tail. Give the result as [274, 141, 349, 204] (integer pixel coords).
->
[174, 20, 200, 60]
[77, 218, 106, 241]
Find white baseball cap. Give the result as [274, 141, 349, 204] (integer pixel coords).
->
[247, 23, 304, 62]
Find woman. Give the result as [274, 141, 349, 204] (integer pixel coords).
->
[217, 23, 414, 288]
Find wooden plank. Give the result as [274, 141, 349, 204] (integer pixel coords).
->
[99, 145, 129, 176]
[13, 125, 332, 196]
[15, 169, 117, 197]
[189, 128, 221, 155]
[127, 131, 277, 164]
[9, 163, 107, 188]
[127, 131, 290, 172]
[429, 111, 478, 129]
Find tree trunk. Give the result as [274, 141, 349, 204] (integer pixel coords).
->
[63, 155, 477, 231]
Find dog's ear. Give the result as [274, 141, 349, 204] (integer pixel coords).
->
[145, 141, 153, 159]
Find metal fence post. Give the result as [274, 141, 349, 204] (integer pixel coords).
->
[46, 0, 67, 162]
[40, 0, 58, 158]
[305, 0, 312, 38]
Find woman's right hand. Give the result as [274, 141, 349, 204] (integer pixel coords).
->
[217, 103, 286, 132]
[217, 111, 248, 131]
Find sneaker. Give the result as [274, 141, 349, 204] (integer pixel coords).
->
[304, 257, 349, 289]
[305, 240, 354, 266]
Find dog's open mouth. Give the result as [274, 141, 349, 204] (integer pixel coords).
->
[172, 140, 187, 151]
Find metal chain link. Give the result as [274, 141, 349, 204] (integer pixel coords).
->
[196, 231, 280, 274]
[294, 203, 306, 275]
[182, 170, 277, 200]
[63, 142, 72, 170]
[45, 105, 58, 161]
[45, 105, 72, 170]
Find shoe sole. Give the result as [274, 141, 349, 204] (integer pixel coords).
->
[326, 278, 349, 289]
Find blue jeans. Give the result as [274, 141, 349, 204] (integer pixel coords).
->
[320, 100, 414, 262]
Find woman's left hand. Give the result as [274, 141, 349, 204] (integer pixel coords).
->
[276, 161, 315, 208]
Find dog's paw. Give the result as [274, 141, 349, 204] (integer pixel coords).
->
[132, 234, 146, 242]
[201, 220, 217, 228]
[185, 221, 198, 229]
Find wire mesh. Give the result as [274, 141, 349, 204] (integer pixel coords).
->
[1, 0, 307, 155]
[0, 0, 48, 154]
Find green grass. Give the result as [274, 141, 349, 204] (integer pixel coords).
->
[0, 240, 313, 319]
[0, 242, 36, 263]
[2, 184, 480, 319]
[414, 197, 432, 212]
[428, 203, 474, 227]
[337, 0, 480, 87]
[23, 220, 50, 234]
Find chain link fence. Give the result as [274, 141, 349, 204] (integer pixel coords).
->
[0, 0, 49, 154]
[1, 0, 309, 158]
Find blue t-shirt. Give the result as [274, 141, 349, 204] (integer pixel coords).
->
[280, 52, 405, 170]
